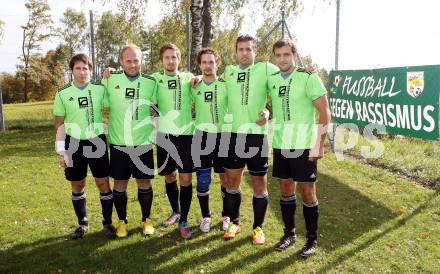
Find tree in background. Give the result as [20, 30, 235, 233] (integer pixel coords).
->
[187, 0, 243, 73]
[2, 0, 331, 103]
[190, 0, 203, 74]
[189, 0, 301, 73]
[95, 11, 130, 76]
[14, 49, 66, 102]
[0, 74, 24, 104]
[31, 49, 66, 101]
[57, 8, 87, 61]
[139, 13, 187, 74]
[95, 0, 149, 74]
[209, 19, 243, 74]
[140, 0, 305, 74]
[140, 10, 244, 76]
[118, 0, 300, 73]
[117, 0, 147, 45]
[21, 0, 53, 102]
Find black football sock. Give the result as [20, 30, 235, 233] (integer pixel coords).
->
[138, 187, 153, 222]
[165, 180, 180, 213]
[72, 192, 88, 226]
[113, 189, 128, 223]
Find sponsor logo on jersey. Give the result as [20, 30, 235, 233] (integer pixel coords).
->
[204, 91, 213, 102]
[168, 80, 177, 89]
[279, 86, 287, 97]
[237, 72, 246, 82]
[125, 88, 135, 99]
[78, 97, 88, 108]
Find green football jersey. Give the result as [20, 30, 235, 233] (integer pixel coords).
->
[222, 61, 279, 134]
[152, 71, 194, 135]
[53, 82, 105, 140]
[102, 71, 156, 146]
[268, 68, 327, 149]
[191, 78, 228, 133]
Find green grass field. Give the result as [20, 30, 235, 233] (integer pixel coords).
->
[333, 126, 440, 188]
[1, 102, 439, 273]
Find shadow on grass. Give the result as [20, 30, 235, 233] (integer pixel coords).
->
[253, 191, 439, 274]
[0, 225, 249, 273]
[1, 157, 430, 273]
[244, 167, 397, 249]
[241, 165, 439, 273]
[239, 166, 400, 272]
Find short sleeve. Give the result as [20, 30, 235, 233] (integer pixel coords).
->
[100, 77, 108, 89]
[266, 62, 279, 95]
[53, 92, 66, 116]
[191, 85, 197, 102]
[305, 74, 327, 101]
[101, 78, 109, 107]
[220, 66, 229, 81]
[266, 62, 279, 77]
[266, 76, 273, 97]
[151, 80, 158, 104]
[186, 72, 195, 83]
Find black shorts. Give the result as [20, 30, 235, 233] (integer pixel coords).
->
[192, 130, 225, 173]
[64, 134, 110, 181]
[110, 144, 155, 180]
[272, 149, 317, 183]
[223, 132, 269, 176]
[156, 133, 195, 175]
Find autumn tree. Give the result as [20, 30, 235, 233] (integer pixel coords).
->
[21, 0, 53, 102]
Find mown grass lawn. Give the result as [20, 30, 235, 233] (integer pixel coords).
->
[333, 126, 440, 187]
[1, 102, 439, 273]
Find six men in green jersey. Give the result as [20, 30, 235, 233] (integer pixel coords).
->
[54, 34, 327, 256]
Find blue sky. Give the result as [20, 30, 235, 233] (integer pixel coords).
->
[0, 0, 439, 73]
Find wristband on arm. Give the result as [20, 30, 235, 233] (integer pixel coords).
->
[55, 140, 65, 154]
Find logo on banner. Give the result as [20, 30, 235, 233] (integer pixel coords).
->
[330, 75, 341, 94]
[407, 71, 424, 98]
[333, 75, 341, 87]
